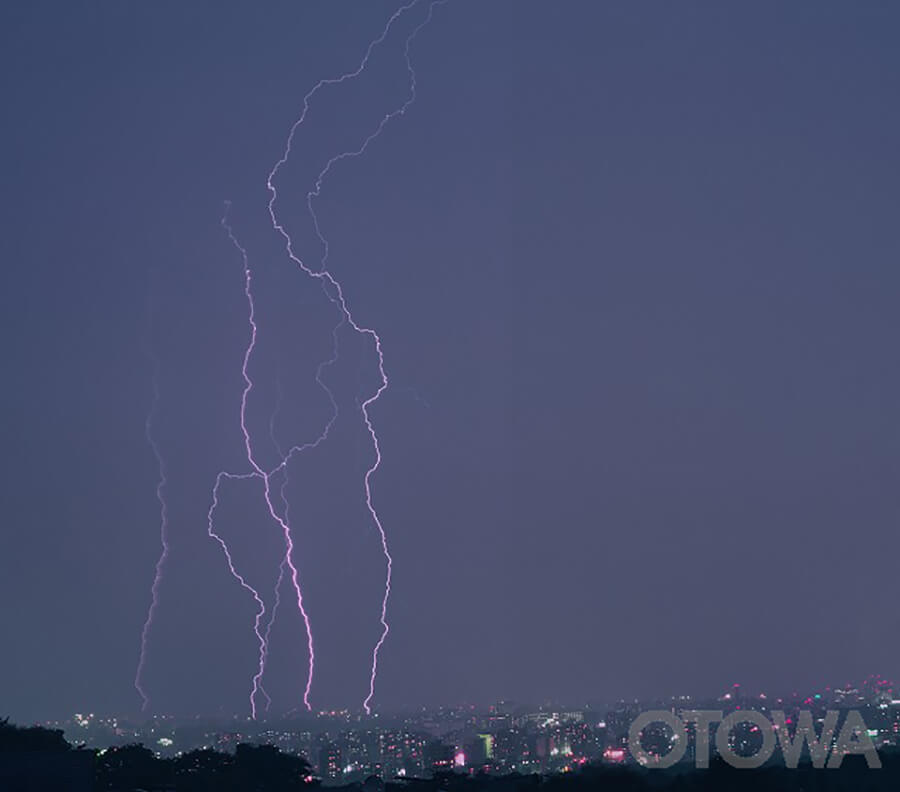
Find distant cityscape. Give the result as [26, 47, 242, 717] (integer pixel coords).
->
[36, 675, 900, 783]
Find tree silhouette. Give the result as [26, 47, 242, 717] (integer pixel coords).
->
[0, 717, 70, 753]
[173, 747, 234, 791]
[95, 743, 172, 790]
[233, 742, 312, 791]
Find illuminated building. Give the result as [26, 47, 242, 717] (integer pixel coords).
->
[319, 741, 341, 781]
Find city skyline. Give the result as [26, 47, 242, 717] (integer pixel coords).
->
[29, 673, 900, 783]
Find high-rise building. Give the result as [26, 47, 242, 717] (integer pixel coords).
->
[319, 741, 342, 781]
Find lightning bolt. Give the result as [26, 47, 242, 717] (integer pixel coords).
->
[134, 303, 169, 713]
[134, 0, 444, 718]
[208, 205, 319, 718]
[206, 469, 268, 717]
[261, 380, 288, 714]
[263, 315, 342, 712]
[266, 0, 446, 714]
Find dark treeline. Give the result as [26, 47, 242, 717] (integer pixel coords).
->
[0, 717, 310, 791]
[1, 718, 899, 791]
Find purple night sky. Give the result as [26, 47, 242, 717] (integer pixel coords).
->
[1, 1, 899, 721]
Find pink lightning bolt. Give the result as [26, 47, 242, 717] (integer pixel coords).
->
[209, 204, 319, 717]
[263, 314, 343, 713]
[206, 469, 267, 717]
[266, 0, 446, 714]
[135, 308, 168, 713]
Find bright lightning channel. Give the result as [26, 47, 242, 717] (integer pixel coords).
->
[265, 0, 446, 715]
